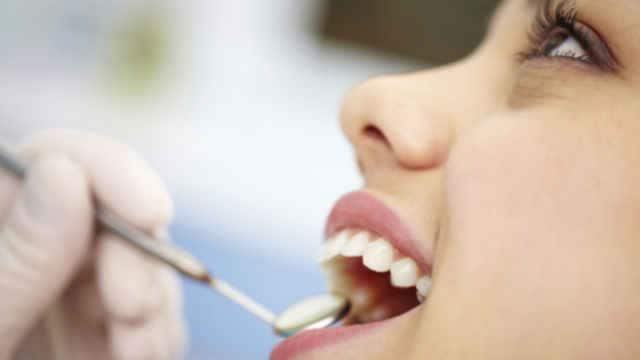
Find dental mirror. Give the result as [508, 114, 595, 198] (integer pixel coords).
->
[272, 294, 350, 337]
[0, 143, 351, 338]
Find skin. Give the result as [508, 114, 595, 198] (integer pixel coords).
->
[304, 0, 640, 358]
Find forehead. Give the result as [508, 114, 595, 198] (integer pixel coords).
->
[523, 0, 543, 8]
[489, 0, 534, 27]
[507, 0, 545, 9]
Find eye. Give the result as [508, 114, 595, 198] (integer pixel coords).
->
[519, 0, 618, 72]
[540, 28, 590, 62]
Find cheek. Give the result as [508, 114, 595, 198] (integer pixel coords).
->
[447, 116, 567, 237]
[442, 110, 640, 291]
[445, 112, 638, 248]
[426, 113, 640, 355]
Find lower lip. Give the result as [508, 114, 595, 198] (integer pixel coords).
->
[269, 307, 419, 360]
[269, 322, 383, 360]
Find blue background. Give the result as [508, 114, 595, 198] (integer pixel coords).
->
[173, 223, 326, 359]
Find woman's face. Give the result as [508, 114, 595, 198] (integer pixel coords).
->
[272, 0, 640, 359]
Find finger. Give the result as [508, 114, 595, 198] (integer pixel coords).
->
[98, 232, 185, 359]
[96, 232, 164, 322]
[23, 130, 176, 320]
[159, 266, 187, 359]
[109, 312, 169, 360]
[108, 268, 186, 360]
[20, 130, 184, 357]
[21, 129, 173, 230]
[0, 154, 92, 356]
[0, 165, 19, 221]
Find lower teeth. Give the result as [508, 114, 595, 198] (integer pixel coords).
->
[323, 260, 429, 325]
[357, 306, 389, 323]
[350, 287, 375, 308]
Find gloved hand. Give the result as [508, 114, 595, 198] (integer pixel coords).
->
[0, 130, 186, 360]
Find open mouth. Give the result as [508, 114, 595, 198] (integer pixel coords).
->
[270, 191, 434, 360]
[319, 228, 432, 324]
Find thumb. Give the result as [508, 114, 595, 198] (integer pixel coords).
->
[0, 154, 93, 358]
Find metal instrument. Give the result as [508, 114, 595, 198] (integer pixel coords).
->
[0, 143, 350, 337]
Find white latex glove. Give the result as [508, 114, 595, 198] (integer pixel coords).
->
[0, 130, 186, 360]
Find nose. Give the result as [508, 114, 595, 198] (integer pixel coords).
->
[340, 74, 453, 171]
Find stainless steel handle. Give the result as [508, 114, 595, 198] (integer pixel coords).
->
[0, 143, 209, 281]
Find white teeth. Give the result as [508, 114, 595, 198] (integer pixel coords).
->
[363, 239, 394, 273]
[323, 228, 433, 308]
[357, 306, 389, 323]
[390, 258, 419, 288]
[319, 230, 350, 263]
[340, 231, 370, 257]
[416, 276, 432, 300]
[350, 287, 375, 309]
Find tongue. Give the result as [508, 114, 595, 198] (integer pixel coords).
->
[334, 258, 419, 323]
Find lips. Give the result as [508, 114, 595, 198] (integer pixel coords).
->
[270, 191, 433, 360]
[325, 191, 431, 273]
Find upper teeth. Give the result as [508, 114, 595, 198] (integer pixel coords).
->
[321, 229, 432, 302]
[416, 276, 432, 302]
[319, 230, 350, 261]
[390, 258, 419, 288]
[363, 239, 394, 272]
[340, 231, 370, 257]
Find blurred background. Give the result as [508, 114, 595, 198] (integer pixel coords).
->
[0, 0, 496, 358]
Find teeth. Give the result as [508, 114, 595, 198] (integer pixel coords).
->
[416, 276, 432, 302]
[323, 228, 434, 310]
[363, 239, 394, 273]
[357, 306, 389, 323]
[319, 230, 350, 263]
[340, 231, 370, 257]
[350, 287, 375, 309]
[390, 258, 419, 288]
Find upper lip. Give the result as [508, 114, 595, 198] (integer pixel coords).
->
[324, 191, 432, 274]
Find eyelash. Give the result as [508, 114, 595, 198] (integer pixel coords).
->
[519, 0, 617, 71]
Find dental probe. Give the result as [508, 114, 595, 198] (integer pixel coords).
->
[0, 143, 350, 337]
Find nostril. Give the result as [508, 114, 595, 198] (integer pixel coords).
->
[363, 125, 391, 148]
